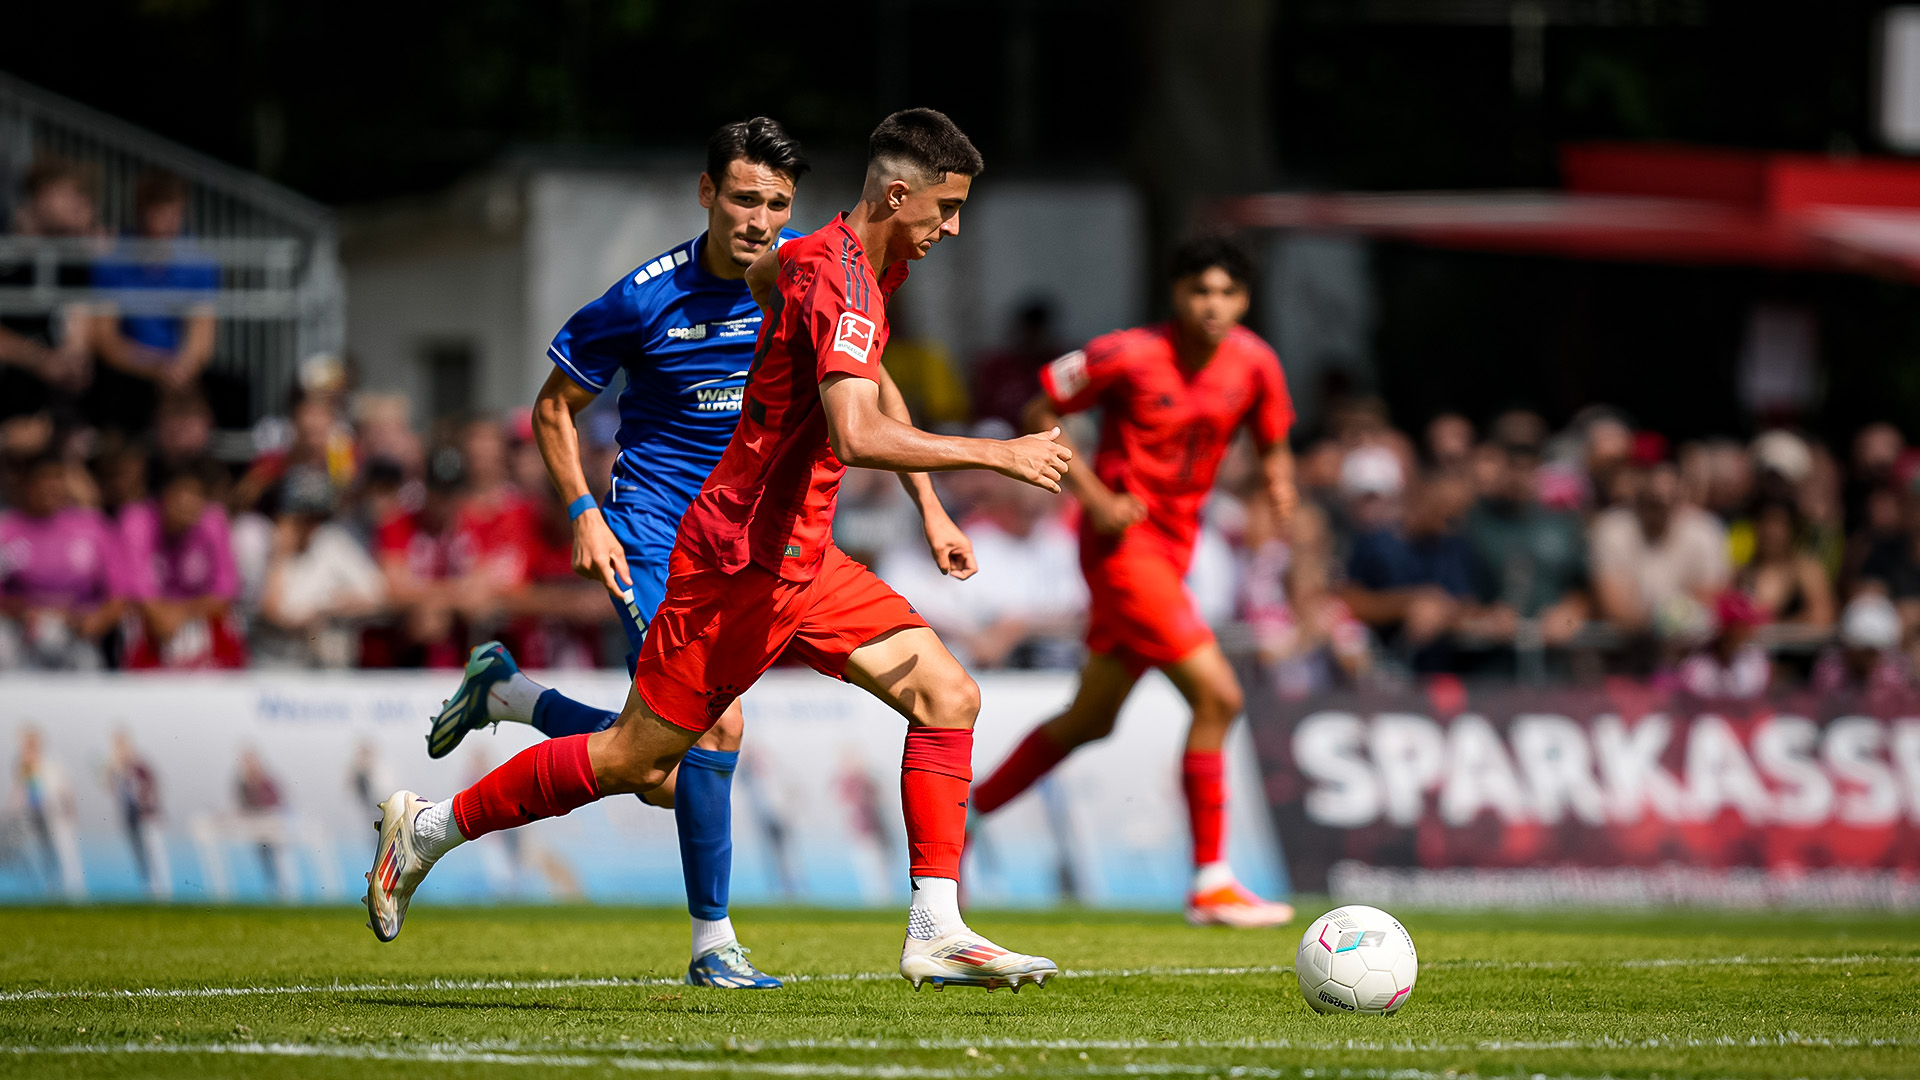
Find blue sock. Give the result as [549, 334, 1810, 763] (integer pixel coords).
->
[675, 747, 736, 921]
[530, 689, 618, 737]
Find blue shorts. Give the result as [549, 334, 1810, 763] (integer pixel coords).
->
[601, 500, 681, 674]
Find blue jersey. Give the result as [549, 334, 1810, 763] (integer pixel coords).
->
[548, 229, 800, 523]
[548, 229, 799, 667]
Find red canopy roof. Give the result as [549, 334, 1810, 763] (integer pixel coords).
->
[1216, 143, 1920, 279]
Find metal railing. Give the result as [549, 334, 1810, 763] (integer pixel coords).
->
[0, 70, 340, 420]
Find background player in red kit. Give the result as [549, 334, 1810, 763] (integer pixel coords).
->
[364, 109, 1076, 991]
[972, 236, 1300, 928]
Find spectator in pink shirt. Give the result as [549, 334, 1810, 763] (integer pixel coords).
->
[119, 460, 244, 668]
[0, 455, 132, 669]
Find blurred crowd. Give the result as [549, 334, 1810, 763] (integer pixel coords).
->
[851, 301, 1920, 702]
[0, 373, 625, 671]
[0, 158, 617, 672]
[1246, 401, 1920, 702]
[4, 157, 1920, 696]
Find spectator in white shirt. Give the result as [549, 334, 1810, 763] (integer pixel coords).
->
[255, 466, 385, 668]
[1590, 461, 1731, 635]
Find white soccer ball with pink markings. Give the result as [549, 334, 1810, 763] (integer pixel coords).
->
[1295, 905, 1418, 1015]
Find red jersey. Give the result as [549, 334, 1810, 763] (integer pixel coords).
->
[678, 215, 908, 582]
[1039, 323, 1293, 562]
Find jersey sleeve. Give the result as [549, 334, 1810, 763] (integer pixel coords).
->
[547, 279, 646, 394]
[1247, 348, 1296, 449]
[1039, 337, 1127, 414]
[802, 264, 881, 383]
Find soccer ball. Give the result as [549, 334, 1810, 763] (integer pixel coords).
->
[1295, 905, 1417, 1015]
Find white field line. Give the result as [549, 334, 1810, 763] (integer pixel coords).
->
[2, 953, 1915, 1005]
[19, 1033, 1907, 1056]
[0, 965, 1287, 1003]
[0, 1041, 1785, 1079]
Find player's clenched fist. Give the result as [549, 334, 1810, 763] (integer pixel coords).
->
[996, 426, 1073, 492]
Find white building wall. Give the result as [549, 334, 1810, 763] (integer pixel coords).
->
[908, 181, 1148, 367]
[343, 240, 524, 417]
[1264, 231, 1374, 430]
[343, 165, 1148, 427]
[522, 170, 709, 403]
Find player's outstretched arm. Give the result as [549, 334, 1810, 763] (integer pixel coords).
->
[532, 367, 632, 596]
[1021, 393, 1144, 534]
[821, 373, 1070, 492]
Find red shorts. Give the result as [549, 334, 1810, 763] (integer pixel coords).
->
[633, 542, 929, 732]
[1082, 536, 1214, 677]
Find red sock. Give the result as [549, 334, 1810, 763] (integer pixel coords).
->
[1181, 750, 1226, 867]
[901, 726, 973, 878]
[972, 726, 1070, 814]
[451, 733, 601, 841]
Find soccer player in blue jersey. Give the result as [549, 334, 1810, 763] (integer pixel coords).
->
[421, 118, 811, 989]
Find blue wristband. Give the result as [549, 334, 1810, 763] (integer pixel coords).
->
[566, 493, 599, 521]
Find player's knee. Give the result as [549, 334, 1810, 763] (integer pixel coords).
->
[1220, 680, 1245, 718]
[1198, 679, 1243, 721]
[1052, 702, 1117, 745]
[592, 732, 678, 795]
[925, 669, 981, 729]
[599, 751, 673, 795]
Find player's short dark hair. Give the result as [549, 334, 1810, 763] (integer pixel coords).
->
[1167, 234, 1255, 288]
[706, 117, 810, 189]
[867, 108, 984, 184]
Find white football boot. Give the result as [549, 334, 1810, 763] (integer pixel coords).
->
[899, 927, 1058, 992]
[363, 790, 438, 942]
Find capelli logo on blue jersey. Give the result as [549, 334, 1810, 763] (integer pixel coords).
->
[667, 324, 708, 341]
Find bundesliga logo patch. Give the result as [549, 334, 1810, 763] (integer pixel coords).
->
[1047, 349, 1089, 398]
[833, 311, 876, 363]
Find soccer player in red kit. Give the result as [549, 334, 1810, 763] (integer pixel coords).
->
[972, 236, 1300, 928]
[363, 109, 1074, 991]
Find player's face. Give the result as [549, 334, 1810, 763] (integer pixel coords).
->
[699, 159, 797, 270]
[892, 173, 972, 261]
[1169, 267, 1250, 348]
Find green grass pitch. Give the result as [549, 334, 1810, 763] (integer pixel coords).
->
[3, 904, 1916, 1078]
